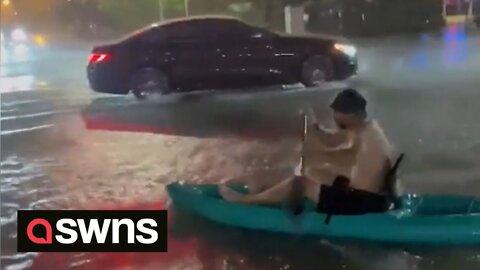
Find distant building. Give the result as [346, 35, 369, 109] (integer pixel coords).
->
[305, 0, 446, 36]
[443, 0, 480, 25]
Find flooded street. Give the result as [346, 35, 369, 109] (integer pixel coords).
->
[2, 25, 480, 269]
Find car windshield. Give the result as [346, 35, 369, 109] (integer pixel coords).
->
[1, 0, 480, 270]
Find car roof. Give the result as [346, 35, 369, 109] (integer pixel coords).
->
[149, 16, 242, 30]
[162, 15, 240, 25]
[124, 16, 246, 40]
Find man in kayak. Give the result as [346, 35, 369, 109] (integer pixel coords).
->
[219, 89, 393, 212]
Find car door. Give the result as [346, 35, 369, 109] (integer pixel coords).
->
[208, 22, 278, 88]
[190, 20, 251, 89]
[160, 22, 215, 90]
[225, 24, 294, 87]
[239, 27, 280, 85]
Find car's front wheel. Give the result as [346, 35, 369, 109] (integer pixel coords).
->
[300, 55, 333, 87]
[130, 68, 170, 100]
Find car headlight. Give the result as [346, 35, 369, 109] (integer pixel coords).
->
[11, 28, 28, 42]
[334, 43, 357, 57]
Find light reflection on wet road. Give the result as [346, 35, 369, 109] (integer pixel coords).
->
[1, 26, 480, 270]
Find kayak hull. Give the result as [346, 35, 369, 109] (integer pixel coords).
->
[167, 182, 480, 245]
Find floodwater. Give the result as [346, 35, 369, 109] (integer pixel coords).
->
[1, 25, 480, 269]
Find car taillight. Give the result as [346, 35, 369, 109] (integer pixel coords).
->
[88, 53, 111, 64]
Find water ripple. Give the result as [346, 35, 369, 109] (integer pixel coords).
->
[0, 211, 17, 226]
[0, 124, 54, 136]
[4, 258, 35, 270]
[0, 252, 38, 261]
[1, 155, 63, 270]
[0, 110, 73, 121]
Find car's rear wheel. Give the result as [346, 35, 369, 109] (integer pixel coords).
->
[301, 55, 333, 87]
[131, 68, 170, 100]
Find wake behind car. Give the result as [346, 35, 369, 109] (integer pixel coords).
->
[87, 16, 357, 99]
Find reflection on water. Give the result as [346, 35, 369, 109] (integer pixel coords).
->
[27, 202, 477, 270]
[442, 25, 468, 66]
[411, 46, 429, 69]
[409, 25, 471, 69]
[0, 155, 69, 269]
[28, 201, 205, 270]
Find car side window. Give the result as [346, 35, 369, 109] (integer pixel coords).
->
[188, 20, 235, 40]
[203, 21, 272, 41]
[138, 23, 198, 44]
[245, 26, 273, 39]
[228, 23, 273, 40]
[249, 27, 272, 39]
[139, 20, 273, 43]
[137, 28, 164, 43]
[161, 20, 242, 41]
[162, 23, 198, 42]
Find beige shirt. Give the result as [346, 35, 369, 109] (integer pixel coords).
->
[304, 120, 392, 193]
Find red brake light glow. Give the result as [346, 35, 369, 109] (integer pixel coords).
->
[89, 53, 111, 64]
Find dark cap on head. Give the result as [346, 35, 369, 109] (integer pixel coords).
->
[330, 88, 367, 117]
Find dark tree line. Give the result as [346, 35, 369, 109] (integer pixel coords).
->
[51, 0, 446, 39]
[306, 0, 445, 36]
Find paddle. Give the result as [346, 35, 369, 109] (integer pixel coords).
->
[287, 111, 308, 217]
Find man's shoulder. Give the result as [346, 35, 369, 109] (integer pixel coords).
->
[362, 120, 391, 146]
[367, 120, 386, 133]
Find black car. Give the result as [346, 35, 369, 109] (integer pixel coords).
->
[87, 16, 357, 99]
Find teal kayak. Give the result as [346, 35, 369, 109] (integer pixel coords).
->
[167, 182, 480, 245]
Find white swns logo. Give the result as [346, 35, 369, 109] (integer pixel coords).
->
[55, 218, 159, 244]
[18, 210, 167, 252]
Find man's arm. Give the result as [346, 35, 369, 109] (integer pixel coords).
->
[309, 124, 354, 152]
[306, 108, 354, 152]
